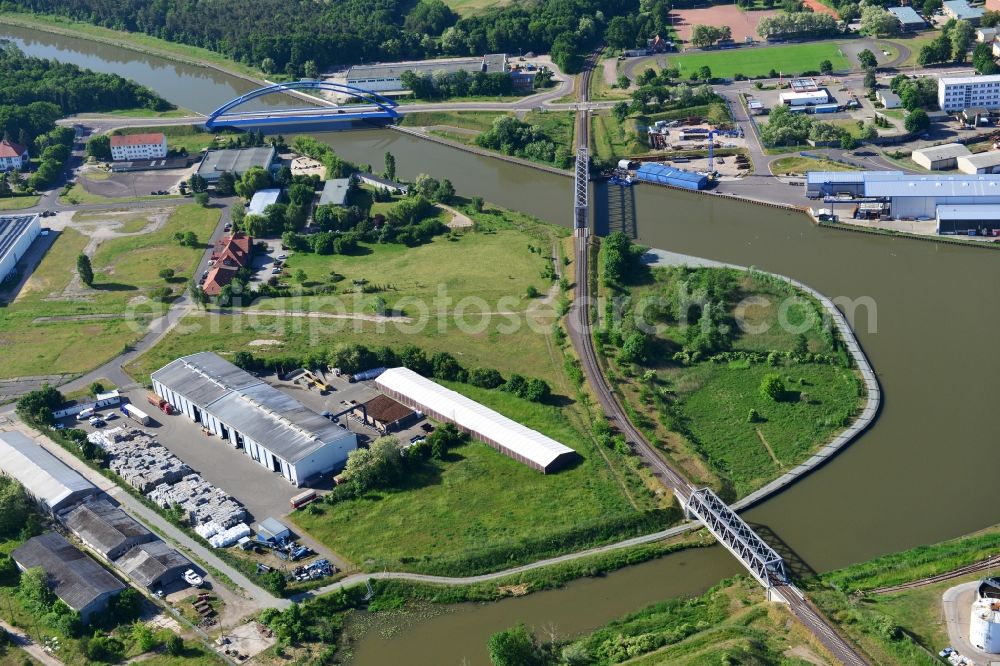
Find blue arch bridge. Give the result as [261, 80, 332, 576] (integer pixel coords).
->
[204, 80, 399, 131]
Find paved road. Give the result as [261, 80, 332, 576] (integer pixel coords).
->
[0, 618, 62, 666]
[942, 581, 990, 664]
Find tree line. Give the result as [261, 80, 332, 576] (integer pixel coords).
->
[10, 0, 645, 75]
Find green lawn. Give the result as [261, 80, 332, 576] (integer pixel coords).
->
[591, 111, 645, 162]
[127, 208, 571, 385]
[60, 183, 183, 205]
[400, 111, 502, 132]
[0, 205, 218, 380]
[601, 264, 864, 499]
[291, 382, 662, 575]
[90, 205, 219, 290]
[0, 194, 40, 210]
[770, 155, 861, 176]
[440, 0, 512, 16]
[77, 107, 196, 119]
[669, 43, 851, 79]
[274, 225, 553, 313]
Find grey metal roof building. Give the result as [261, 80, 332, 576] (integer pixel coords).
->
[0, 432, 95, 514]
[116, 541, 192, 589]
[196, 146, 276, 183]
[346, 54, 507, 93]
[318, 178, 351, 206]
[807, 170, 1000, 233]
[63, 498, 155, 561]
[0, 214, 40, 285]
[12, 532, 124, 622]
[887, 6, 926, 30]
[151, 352, 357, 486]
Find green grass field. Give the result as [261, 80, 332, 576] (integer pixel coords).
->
[0, 205, 218, 380]
[770, 155, 861, 176]
[669, 43, 851, 79]
[291, 382, 659, 574]
[60, 183, 184, 205]
[603, 265, 863, 498]
[440, 0, 511, 15]
[591, 111, 645, 162]
[0, 194, 40, 210]
[401, 111, 501, 132]
[275, 225, 553, 313]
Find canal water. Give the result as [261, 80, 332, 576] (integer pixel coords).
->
[10, 26, 1000, 664]
[0, 24, 300, 114]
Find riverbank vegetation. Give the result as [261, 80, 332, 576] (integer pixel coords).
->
[401, 111, 575, 169]
[803, 522, 1000, 665]
[480, 575, 834, 665]
[3, 0, 669, 76]
[595, 234, 864, 500]
[0, 205, 219, 379]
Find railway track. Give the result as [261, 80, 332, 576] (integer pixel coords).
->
[566, 49, 869, 666]
[865, 555, 1000, 596]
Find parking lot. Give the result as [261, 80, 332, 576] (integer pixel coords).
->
[75, 164, 194, 198]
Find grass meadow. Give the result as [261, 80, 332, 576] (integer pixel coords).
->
[669, 42, 851, 79]
[0, 205, 218, 379]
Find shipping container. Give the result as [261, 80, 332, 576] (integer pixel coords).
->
[812, 103, 840, 114]
[122, 403, 151, 426]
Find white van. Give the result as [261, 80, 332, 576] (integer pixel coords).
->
[77, 407, 95, 420]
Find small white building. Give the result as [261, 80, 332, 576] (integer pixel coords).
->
[877, 90, 902, 109]
[977, 27, 998, 43]
[957, 150, 1000, 174]
[911, 143, 971, 170]
[356, 173, 408, 194]
[0, 214, 40, 284]
[151, 352, 357, 486]
[109, 133, 168, 161]
[779, 90, 829, 107]
[247, 188, 282, 216]
[0, 139, 28, 171]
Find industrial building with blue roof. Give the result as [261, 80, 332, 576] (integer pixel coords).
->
[635, 163, 709, 190]
[806, 171, 1000, 235]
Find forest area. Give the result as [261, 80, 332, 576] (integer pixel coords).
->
[3, 0, 671, 74]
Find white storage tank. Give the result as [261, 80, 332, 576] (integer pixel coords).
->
[971, 578, 1000, 654]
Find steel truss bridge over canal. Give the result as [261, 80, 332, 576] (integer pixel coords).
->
[204, 80, 399, 130]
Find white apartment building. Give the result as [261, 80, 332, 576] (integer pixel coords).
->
[109, 133, 167, 161]
[0, 140, 29, 171]
[938, 75, 1000, 112]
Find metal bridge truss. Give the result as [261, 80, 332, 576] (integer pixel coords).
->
[685, 488, 787, 589]
[205, 80, 399, 129]
[574, 146, 589, 233]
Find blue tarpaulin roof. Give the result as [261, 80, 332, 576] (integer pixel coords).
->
[635, 163, 708, 189]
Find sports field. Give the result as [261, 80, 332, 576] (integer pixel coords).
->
[669, 42, 851, 79]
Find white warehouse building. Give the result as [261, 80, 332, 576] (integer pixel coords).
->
[0, 214, 40, 284]
[375, 367, 577, 473]
[151, 353, 357, 486]
[938, 74, 1000, 112]
[0, 432, 96, 515]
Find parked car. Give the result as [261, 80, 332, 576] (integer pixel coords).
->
[276, 254, 287, 261]
[183, 570, 204, 587]
[271, 267, 281, 274]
